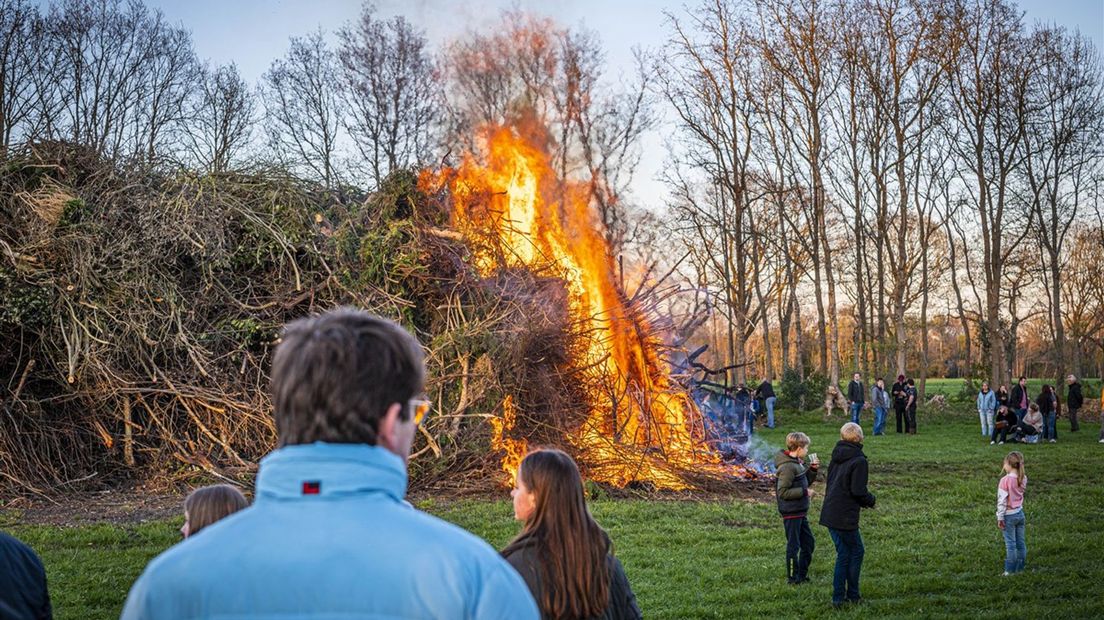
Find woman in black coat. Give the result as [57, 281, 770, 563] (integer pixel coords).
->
[503, 449, 641, 620]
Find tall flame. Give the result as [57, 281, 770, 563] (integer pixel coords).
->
[435, 121, 727, 489]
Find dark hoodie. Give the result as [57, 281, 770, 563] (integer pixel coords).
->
[775, 450, 818, 517]
[818, 440, 876, 531]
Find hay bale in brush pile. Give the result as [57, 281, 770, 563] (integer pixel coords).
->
[0, 146, 593, 496]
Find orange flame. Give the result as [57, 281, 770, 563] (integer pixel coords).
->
[430, 120, 733, 489]
[489, 395, 529, 486]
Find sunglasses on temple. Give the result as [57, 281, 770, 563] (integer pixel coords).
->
[409, 398, 431, 426]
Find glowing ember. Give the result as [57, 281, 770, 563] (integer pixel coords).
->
[427, 119, 745, 489]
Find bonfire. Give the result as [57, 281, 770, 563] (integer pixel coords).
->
[422, 118, 762, 490]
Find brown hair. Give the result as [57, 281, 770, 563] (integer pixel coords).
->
[1004, 451, 1026, 490]
[184, 484, 248, 536]
[270, 307, 425, 446]
[786, 432, 810, 452]
[503, 449, 611, 619]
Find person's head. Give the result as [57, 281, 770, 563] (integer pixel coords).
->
[840, 422, 864, 444]
[1042, 384, 1052, 395]
[897, 374, 905, 383]
[1066, 374, 1076, 384]
[786, 432, 811, 458]
[907, 378, 915, 386]
[1019, 376, 1026, 386]
[876, 377, 884, 387]
[853, 372, 861, 381]
[1028, 403, 1039, 414]
[506, 449, 610, 619]
[269, 308, 426, 461]
[1003, 451, 1026, 488]
[999, 384, 1007, 392]
[997, 405, 1008, 416]
[981, 382, 989, 392]
[181, 484, 248, 538]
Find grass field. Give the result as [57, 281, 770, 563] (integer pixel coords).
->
[6, 406, 1104, 619]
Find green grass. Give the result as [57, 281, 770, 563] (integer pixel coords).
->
[7, 407, 1104, 619]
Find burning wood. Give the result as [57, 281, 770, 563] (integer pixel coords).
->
[422, 118, 763, 489]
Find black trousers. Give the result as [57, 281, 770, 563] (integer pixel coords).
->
[1070, 407, 1080, 432]
[991, 424, 1010, 443]
[905, 407, 917, 433]
[783, 516, 815, 580]
[895, 402, 906, 433]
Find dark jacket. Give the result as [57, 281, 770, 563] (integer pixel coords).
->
[1010, 384, 1029, 410]
[891, 381, 907, 405]
[819, 441, 876, 531]
[757, 380, 776, 399]
[996, 388, 1010, 409]
[503, 539, 642, 620]
[0, 531, 52, 620]
[1067, 382, 1083, 410]
[1036, 391, 1056, 415]
[847, 380, 865, 403]
[775, 450, 818, 517]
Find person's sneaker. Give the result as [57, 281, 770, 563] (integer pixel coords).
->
[1099, 439, 1104, 443]
[1050, 439, 1057, 443]
[998, 441, 1004, 445]
[1002, 571, 1010, 577]
[990, 441, 995, 445]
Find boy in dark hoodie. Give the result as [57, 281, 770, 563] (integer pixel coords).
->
[819, 422, 876, 608]
[775, 432, 820, 584]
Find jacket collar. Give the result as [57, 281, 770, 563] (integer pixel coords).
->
[254, 442, 408, 502]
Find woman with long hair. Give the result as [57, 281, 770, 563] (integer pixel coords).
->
[503, 449, 641, 620]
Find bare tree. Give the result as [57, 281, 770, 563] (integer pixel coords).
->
[1020, 25, 1104, 397]
[185, 63, 256, 173]
[337, 5, 442, 189]
[262, 30, 343, 188]
[0, 0, 44, 154]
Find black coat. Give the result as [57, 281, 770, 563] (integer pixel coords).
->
[504, 539, 642, 620]
[1068, 383, 1084, 410]
[1010, 384, 1029, 410]
[757, 380, 776, 399]
[819, 441, 876, 531]
[847, 380, 865, 403]
[1036, 391, 1056, 415]
[0, 531, 52, 620]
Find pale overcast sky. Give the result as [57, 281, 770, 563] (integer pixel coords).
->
[41, 0, 1104, 209]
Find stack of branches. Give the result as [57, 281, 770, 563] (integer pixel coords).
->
[0, 143, 600, 496]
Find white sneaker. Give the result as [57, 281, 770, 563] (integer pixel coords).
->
[998, 441, 1004, 445]
[1099, 439, 1104, 443]
[1050, 439, 1057, 443]
[990, 441, 995, 445]
[1001, 571, 1010, 577]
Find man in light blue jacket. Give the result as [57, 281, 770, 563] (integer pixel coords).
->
[976, 382, 997, 437]
[121, 308, 538, 620]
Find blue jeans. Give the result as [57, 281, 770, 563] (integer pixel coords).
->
[873, 406, 887, 435]
[1001, 510, 1026, 573]
[1042, 412, 1057, 441]
[828, 528, 864, 603]
[850, 402, 863, 425]
[1015, 408, 1027, 424]
[765, 396, 776, 428]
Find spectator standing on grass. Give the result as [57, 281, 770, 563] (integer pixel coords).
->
[991, 406, 1017, 445]
[996, 451, 1028, 576]
[1036, 385, 1058, 443]
[870, 378, 890, 436]
[122, 308, 538, 620]
[996, 385, 1010, 411]
[1010, 377, 1030, 424]
[819, 423, 876, 609]
[757, 377, 777, 429]
[775, 432, 819, 585]
[847, 373, 865, 426]
[977, 383, 997, 438]
[904, 379, 918, 434]
[891, 375, 908, 433]
[179, 484, 248, 539]
[0, 530, 52, 620]
[504, 449, 641, 620]
[1065, 375, 1082, 432]
[1099, 388, 1104, 443]
[733, 384, 755, 436]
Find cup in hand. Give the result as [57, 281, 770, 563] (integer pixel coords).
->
[809, 453, 819, 466]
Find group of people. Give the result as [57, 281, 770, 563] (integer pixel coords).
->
[978, 375, 1100, 445]
[843, 373, 919, 435]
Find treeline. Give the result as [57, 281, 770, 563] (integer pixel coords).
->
[657, 0, 1104, 399]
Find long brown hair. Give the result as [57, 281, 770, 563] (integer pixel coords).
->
[503, 449, 611, 619]
[1004, 451, 1026, 490]
[184, 484, 248, 536]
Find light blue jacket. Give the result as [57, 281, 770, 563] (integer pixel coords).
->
[977, 389, 997, 412]
[121, 443, 539, 620]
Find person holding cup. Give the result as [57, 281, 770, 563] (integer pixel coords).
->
[774, 432, 820, 584]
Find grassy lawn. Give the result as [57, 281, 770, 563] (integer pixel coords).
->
[6, 406, 1103, 619]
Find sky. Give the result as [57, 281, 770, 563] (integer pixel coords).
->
[51, 0, 1104, 209]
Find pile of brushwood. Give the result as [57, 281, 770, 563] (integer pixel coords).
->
[0, 142, 594, 497]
